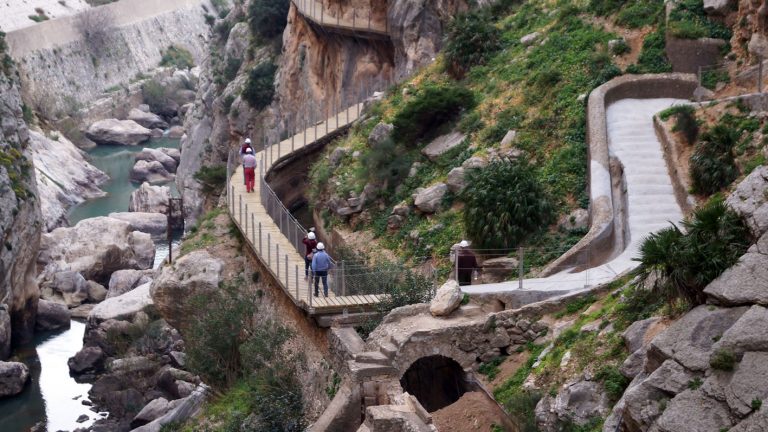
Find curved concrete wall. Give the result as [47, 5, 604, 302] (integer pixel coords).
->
[541, 73, 698, 276]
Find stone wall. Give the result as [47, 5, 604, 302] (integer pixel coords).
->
[5, 0, 214, 116]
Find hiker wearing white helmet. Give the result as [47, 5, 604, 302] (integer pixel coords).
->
[311, 242, 331, 297]
[242, 147, 257, 193]
[456, 240, 478, 286]
[239, 137, 253, 155]
[302, 231, 318, 278]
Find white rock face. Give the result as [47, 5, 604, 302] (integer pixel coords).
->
[108, 212, 168, 236]
[129, 182, 171, 214]
[89, 282, 153, 322]
[86, 119, 152, 146]
[131, 160, 174, 184]
[0, 0, 90, 32]
[29, 130, 108, 231]
[421, 132, 466, 161]
[37, 217, 155, 284]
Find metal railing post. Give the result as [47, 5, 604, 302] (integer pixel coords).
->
[238, 195, 242, 224]
[268, 233, 271, 266]
[518, 247, 524, 290]
[251, 214, 255, 246]
[454, 249, 459, 281]
[244, 203, 248, 234]
[285, 255, 288, 286]
[277, 244, 280, 279]
[303, 118, 307, 147]
[341, 261, 346, 296]
[259, 222, 262, 253]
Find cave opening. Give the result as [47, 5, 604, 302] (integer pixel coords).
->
[399, 355, 470, 412]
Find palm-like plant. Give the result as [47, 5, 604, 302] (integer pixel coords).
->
[633, 198, 752, 307]
[690, 124, 738, 195]
[462, 158, 553, 250]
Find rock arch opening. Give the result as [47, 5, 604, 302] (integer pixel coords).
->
[399, 355, 470, 412]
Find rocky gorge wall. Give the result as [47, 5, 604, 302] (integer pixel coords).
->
[0, 56, 43, 357]
[5, 0, 215, 116]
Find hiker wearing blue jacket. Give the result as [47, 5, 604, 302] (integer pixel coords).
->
[311, 242, 331, 297]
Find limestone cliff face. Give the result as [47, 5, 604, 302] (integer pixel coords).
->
[177, 0, 469, 220]
[0, 58, 43, 354]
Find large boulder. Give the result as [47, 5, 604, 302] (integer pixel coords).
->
[135, 148, 178, 173]
[704, 232, 768, 306]
[0, 361, 30, 397]
[129, 183, 171, 214]
[108, 212, 168, 237]
[726, 166, 768, 236]
[86, 119, 152, 146]
[712, 305, 768, 356]
[0, 308, 9, 360]
[723, 352, 768, 417]
[87, 281, 108, 303]
[414, 183, 448, 213]
[89, 282, 154, 323]
[131, 160, 174, 184]
[151, 251, 224, 331]
[647, 305, 747, 372]
[68, 346, 105, 375]
[703, 0, 734, 16]
[480, 257, 519, 284]
[537, 380, 611, 429]
[655, 390, 734, 432]
[37, 217, 156, 285]
[623, 317, 664, 354]
[421, 132, 466, 161]
[108, 269, 154, 299]
[430, 279, 462, 317]
[131, 397, 171, 428]
[558, 209, 589, 232]
[39, 270, 89, 307]
[158, 147, 181, 165]
[446, 167, 466, 193]
[368, 122, 394, 147]
[128, 109, 169, 130]
[35, 299, 71, 331]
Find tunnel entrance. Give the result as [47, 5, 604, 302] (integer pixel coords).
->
[399, 355, 470, 412]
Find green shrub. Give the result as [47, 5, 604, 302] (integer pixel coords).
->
[688, 377, 703, 390]
[615, 0, 664, 28]
[690, 124, 738, 195]
[462, 159, 553, 250]
[478, 356, 506, 380]
[194, 165, 227, 194]
[480, 108, 525, 144]
[596, 365, 629, 401]
[444, 11, 502, 79]
[633, 198, 752, 307]
[610, 39, 630, 56]
[223, 57, 242, 82]
[752, 398, 762, 411]
[668, 0, 732, 40]
[702, 69, 730, 90]
[659, 105, 699, 145]
[587, 0, 624, 16]
[159, 45, 195, 70]
[360, 138, 414, 189]
[248, 0, 289, 39]
[629, 25, 672, 73]
[710, 349, 736, 371]
[242, 62, 277, 109]
[391, 83, 476, 145]
[141, 79, 173, 114]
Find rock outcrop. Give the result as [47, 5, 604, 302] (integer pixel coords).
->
[725, 166, 768, 237]
[0, 361, 30, 397]
[128, 109, 169, 130]
[135, 148, 178, 173]
[86, 119, 153, 146]
[131, 160, 175, 184]
[129, 182, 171, 214]
[430, 280, 463, 316]
[150, 250, 223, 332]
[108, 212, 168, 237]
[0, 51, 43, 351]
[37, 217, 155, 285]
[35, 299, 71, 331]
[108, 269, 154, 299]
[29, 130, 108, 231]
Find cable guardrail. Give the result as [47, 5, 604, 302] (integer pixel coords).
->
[291, 0, 389, 37]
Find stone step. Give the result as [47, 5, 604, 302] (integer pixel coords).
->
[379, 342, 398, 359]
[348, 360, 397, 380]
[355, 351, 391, 365]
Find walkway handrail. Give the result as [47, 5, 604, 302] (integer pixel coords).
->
[291, 0, 389, 38]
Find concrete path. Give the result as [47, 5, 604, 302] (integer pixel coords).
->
[0, 0, 90, 33]
[464, 98, 687, 294]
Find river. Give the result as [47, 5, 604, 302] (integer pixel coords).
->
[0, 137, 182, 432]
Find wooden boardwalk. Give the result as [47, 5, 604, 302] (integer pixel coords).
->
[227, 103, 384, 315]
[291, 0, 389, 39]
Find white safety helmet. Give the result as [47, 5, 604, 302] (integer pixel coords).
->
[459, 240, 470, 248]
[309, 227, 316, 232]
[316, 242, 325, 250]
[245, 138, 252, 144]
[307, 232, 316, 240]
[245, 148, 253, 153]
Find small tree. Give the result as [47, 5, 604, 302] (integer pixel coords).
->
[690, 124, 738, 195]
[391, 83, 476, 145]
[75, 8, 115, 54]
[242, 62, 277, 110]
[462, 159, 553, 250]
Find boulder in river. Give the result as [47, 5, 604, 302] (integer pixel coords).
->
[68, 346, 105, 376]
[135, 148, 178, 173]
[128, 109, 169, 130]
[158, 147, 181, 165]
[131, 160, 174, 184]
[39, 270, 89, 308]
[37, 217, 156, 285]
[129, 183, 171, 214]
[0, 361, 30, 397]
[35, 299, 71, 331]
[108, 269, 154, 299]
[86, 119, 152, 146]
[108, 212, 168, 237]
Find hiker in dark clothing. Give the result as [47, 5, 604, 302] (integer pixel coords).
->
[302, 231, 318, 278]
[456, 240, 478, 286]
[311, 242, 331, 297]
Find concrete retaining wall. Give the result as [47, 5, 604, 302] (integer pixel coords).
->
[541, 73, 698, 276]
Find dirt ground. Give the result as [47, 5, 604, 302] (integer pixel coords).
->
[432, 391, 518, 432]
